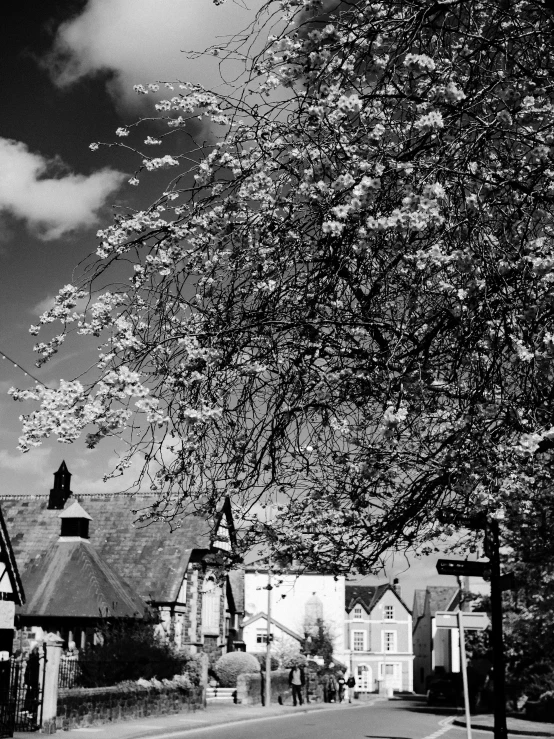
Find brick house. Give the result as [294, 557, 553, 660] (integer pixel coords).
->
[1, 462, 238, 660]
[412, 585, 461, 694]
[345, 583, 413, 693]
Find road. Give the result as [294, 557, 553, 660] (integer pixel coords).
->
[143, 697, 488, 739]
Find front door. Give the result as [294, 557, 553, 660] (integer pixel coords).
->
[357, 664, 373, 692]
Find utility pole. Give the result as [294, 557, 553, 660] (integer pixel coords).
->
[265, 565, 273, 708]
[487, 519, 507, 739]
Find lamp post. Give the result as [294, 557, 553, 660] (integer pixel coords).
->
[265, 566, 273, 708]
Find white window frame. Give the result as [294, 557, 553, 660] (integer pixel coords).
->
[352, 630, 366, 652]
[256, 629, 273, 644]
[353, 605, 364, 620]
[378, 662, 400, 679]
[383, 630, 397, 653]
[383, 605, 395, 621]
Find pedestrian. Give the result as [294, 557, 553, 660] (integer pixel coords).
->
[328, 673, 337, 703]
[288, 662, 306, 706]
[346, 674, 356, 703]
[337, 671, 346, 703]
[23, 645, 41, 721]
[321, 672, 330, 702]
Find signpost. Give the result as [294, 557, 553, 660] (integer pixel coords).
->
[436, 547, 508, 739]
[436, 559, 490, 578]
[435, 610, 489, 739]
[435, 611, 490, 631]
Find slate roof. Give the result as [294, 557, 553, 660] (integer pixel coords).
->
[345, 583, 412, 614]
[20, 538, 147, 619]
[227, 569, 245, 614]
[425, 586, 459, 615]
[412, 589, 426, 622]
[0, 491, 219, 605]
[0, 505, 24, 606]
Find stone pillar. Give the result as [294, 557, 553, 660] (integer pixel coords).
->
[200, 652, 209, 707]
[41, 633, 64, 734]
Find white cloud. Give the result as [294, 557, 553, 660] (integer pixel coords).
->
[0, 447, 52, 474]
[46, 0, 258, 111]
[0, 138, 125, 240]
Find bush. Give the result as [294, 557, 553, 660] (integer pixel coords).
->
[254, 653, 279, 672]
[214, 652, 260, 687]
[76, 618, 196, 688]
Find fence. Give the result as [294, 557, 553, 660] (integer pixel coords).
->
[0, 647, 47, 736]
[58, 659, 187, 689]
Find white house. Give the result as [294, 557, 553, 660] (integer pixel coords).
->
[243, 566, 347, 665]
[345, 583, 414, 693]
[412, 586, 462, 694]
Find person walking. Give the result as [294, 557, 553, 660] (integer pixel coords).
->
[337, 671, 346, 703]
[288, 662, 306, 706]
[346, 674, 356, 703]
[328, 672, 337, 703]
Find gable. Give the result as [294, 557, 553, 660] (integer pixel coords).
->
[0, 492, 225, 605]
[0, 505, 24, 606]
[242, 612, 303, 642]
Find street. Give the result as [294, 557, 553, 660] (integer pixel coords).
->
[139, 697, 491, 739]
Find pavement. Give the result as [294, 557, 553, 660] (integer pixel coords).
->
[453, 714, 554, 737]
[14, 698, 365, 739]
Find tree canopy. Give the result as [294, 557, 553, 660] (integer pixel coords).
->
[11, 0, 554, 573]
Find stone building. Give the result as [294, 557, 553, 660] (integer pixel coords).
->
[1, 461, 238, 660]
[412, 585, 461, 694]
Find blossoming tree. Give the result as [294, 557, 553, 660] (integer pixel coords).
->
[11, 0, 554, 572]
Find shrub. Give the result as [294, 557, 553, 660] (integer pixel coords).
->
[254, 653, 279, 672]
[76, 618, 195, 687]
[214, 652, 260, 687]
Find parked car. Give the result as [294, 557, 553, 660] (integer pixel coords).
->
[426, 675, 462, 706]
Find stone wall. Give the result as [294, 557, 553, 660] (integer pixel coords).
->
[56, 684, 204, 730]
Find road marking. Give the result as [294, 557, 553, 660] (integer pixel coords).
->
[420, 715, 457, 739]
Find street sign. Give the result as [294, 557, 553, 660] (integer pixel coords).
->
[436, 559, 490, 578]
[435, 611, 490, 631]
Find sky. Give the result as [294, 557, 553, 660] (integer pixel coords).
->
[0, 0, 489, 601]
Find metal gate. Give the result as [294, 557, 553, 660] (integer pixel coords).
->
[0, 647, 46, 737]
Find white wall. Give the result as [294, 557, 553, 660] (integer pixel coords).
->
[244, 571, 346, 664]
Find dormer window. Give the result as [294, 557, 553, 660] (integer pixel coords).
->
[353, 605, 364, 620]
[59, 501, 92, 540]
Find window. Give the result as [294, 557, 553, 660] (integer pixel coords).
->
[384, 605, 394, 620]
[384, 631, 397, 652]
[202, 582, 221, 635]
[256, 629, 273, 644]
[353, 605, 363, 620]
[352, 630, 366, 651]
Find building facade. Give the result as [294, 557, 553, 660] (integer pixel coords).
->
[412, 586, 461, 694]
[242, 567, 347, 665]
[1, 462, 238, 660]
[345, 583, 414, 693]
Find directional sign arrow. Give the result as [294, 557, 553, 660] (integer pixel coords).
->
[436, 559, 491, 578]
[435, 611, 490, 631]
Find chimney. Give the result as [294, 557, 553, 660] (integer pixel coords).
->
[392, 577, 402, 599]
[58, 501, 92, 540]
[48, 461, 72, 510]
